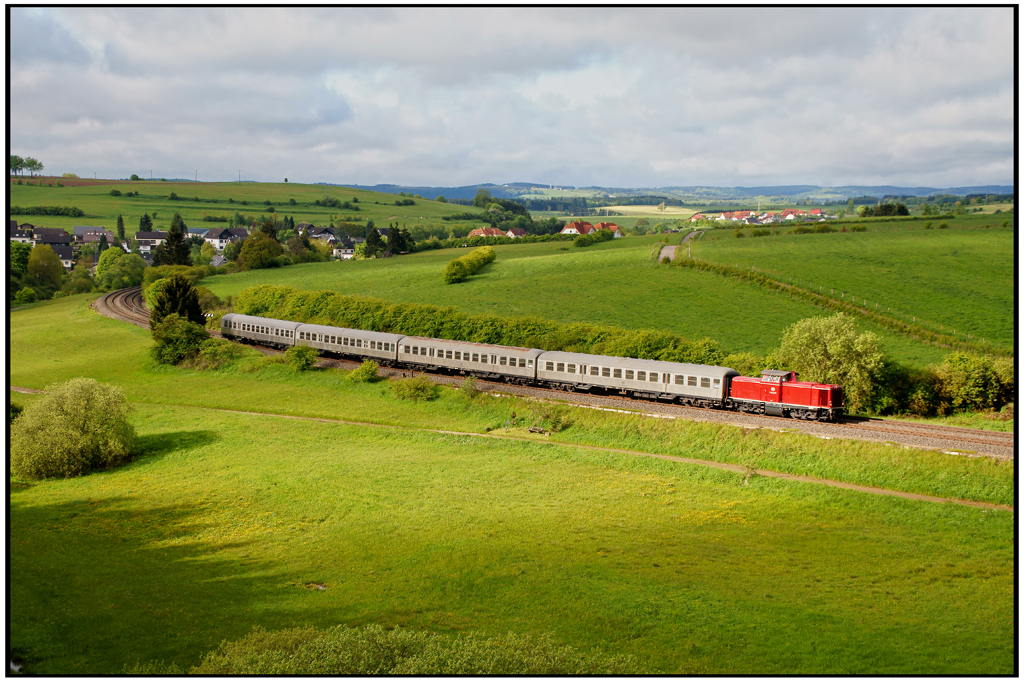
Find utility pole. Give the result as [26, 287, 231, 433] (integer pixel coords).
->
[238, 170, 241, 182]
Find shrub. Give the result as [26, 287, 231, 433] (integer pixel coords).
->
[9, 378, 138, 479]
[443, 246, 495, 284]
[938, 222, 949, 229]
[180, 338, 246, 371]
[461, 375, 479, 398]
[151, 313, 210, 365]
[109, 189, 121, 196]
[14, 287, 37, 305]
[286, 345, 319, 372]
[10, 402, 23, 423]
[934, 352, 1008, 413]
[188, 624, 644, 675]
[391, 376, 439, 401]
[347, 359, 380, 382]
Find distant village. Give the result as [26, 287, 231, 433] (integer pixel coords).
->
[689, 208, 838, 224]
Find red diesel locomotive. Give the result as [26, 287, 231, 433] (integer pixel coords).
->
[728, 369, 843, 421]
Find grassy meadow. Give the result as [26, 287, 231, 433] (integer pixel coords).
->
[691, 218, 1014, 349]
[8, 178, 484, 237]
[197, 234, 951, 368]
[8, 295, 1016, 675]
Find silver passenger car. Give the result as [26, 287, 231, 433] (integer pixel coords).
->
[221, 313, 301, 349]
[294, 323, 404, 363]
[398, 336, 544, 382]
[535, 351, 738, 404]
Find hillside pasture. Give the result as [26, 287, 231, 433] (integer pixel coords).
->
[689, 220, 1014, 349]
[198, 236, 950, 367]
[7, 179, 486, 237]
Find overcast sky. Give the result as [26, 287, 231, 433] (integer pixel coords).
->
[9, 7, 1014, 188]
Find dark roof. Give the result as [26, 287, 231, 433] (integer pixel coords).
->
[135, 231, 168, 240]
[37, 233, 73, 244]
[83, 230, 117, 243]
[50, 245, 74, 261]
[10, 220, 18, 231]
[227, 228, 249, 238]
[376, 227, 390, 236]
[203, 228, 233, 239]
[33, 227, 69, 238]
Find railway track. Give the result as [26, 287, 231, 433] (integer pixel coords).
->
[92, 287, 1013, 458]
[94, 286, 150, 328]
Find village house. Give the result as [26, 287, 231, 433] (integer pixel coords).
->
[559, 220, 594, 235]
[505, 228, 527, 238]
[134, 231, 169, 254]
[32, 227, 73, 246]
[592, 222, 622, 237]
[10, 222, 32, 243]
[51, 244, 75, 270]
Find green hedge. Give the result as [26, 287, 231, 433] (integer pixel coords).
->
[443, 246, 496, 283]
[9, 205, 85, 217]
[234, 284, 728, 364]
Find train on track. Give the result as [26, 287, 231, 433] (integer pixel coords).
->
[221, 313, 845, 421]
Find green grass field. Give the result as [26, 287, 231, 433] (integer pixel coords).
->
[8, 178, 484, 237]
[197, 235, 951, 368]
[691, 219, 1014, 349]
[9, 294, 1016, 674]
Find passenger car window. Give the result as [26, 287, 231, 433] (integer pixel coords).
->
[650, 372, 658, 382]
[473, 353, 479, 362]
[713, 378, 721, 388]
[613, 369, 622, 379]
[591, 366, 599, 376]
[637, 371, 646, 381]
[500, 357, 507, 366]
[567, 364, 575, 374]
[688, 376, 697, 386]
[546, 361, 554, 371]
[602, 367, 610, 377]
[556, 363, 564, 372]
[700, 377, 711, 388]
[625, 370, 634, 380]
[675, 375, 685, 385]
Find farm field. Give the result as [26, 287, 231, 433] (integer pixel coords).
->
[689, 221, 1014, 349]
[8, 296, 1016, 675]
[598, 205, 698, 217]
[7, 179, 484, 237]
[198, 235, 951, 368]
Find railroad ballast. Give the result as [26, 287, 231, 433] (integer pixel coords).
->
[221, 313, 844, 421]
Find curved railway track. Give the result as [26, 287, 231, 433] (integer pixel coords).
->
[94, 286, 150, 328]
[92, 287, 1013, 458]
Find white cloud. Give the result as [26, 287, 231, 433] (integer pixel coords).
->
[8, 7, 1014, 188]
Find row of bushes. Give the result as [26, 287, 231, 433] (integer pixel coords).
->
[141, 264, 229, 309]
[667, 256, 1007, 357]
[413, 232, 576, 253]
[443, 246, 496, 284]
[232, 284, 732, 366]
[9, 205, 85, 216]
[573, 229, 614, 247]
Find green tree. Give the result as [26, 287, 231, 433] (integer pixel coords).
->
[237, 231, 283, 270]
[27, 244, 65, 290]
[98, 233, 109, 253]
[151, 313, 209, 365]
[139, 213, 153, 231]
[197, 241, 216, 265]
[9, 241, 32, 275]
[95, 247, 125, 278]
[777, 313, 884, 413]
[257, 216, 278, 240]
[9, 377, 138, 479]
[934, 353, 1007, 413]
[116, 214, 125, 240]
[364, 225, 383, 258]
[9, 154, 24, 176]
[153, 213, 193, 266]
[23, 156, 43, 177]
[130, 173, 141, 181]
[435, 195, 447, 203]
[223, 240, 242, 262]
[473, 189, 493, 208]
[14, 287, 37, 305]
[149, 274, 205, 329]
